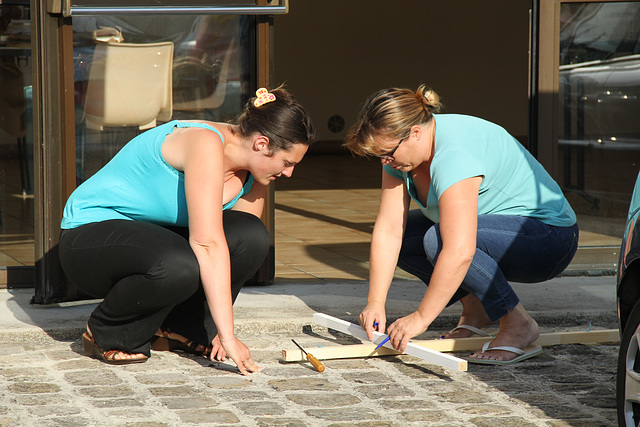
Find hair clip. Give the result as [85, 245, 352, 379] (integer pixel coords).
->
[254, 88, 276, 107]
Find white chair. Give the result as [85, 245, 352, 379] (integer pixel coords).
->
[173, 38, 235, 113]
[83, 41, 174, 130]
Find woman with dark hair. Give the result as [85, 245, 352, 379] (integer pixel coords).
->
[59, 87, 315, 373]
[344, 85, 578, 365]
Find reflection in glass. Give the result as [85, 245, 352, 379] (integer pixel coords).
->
[0, 3, 34, 270]
[73, 14, 254, 183]
[559, 2, 640, 240]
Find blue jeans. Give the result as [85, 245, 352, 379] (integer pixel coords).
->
[397, 210, 579, 322]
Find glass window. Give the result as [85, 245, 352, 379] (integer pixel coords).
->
[73, 14, 255, 182]
[558, 2, 640, 241]
[0, 2, 34, 270]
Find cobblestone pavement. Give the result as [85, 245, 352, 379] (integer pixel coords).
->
[0, 324, 618, 427]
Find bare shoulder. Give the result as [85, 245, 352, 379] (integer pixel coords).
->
[162, 124, 224, 171]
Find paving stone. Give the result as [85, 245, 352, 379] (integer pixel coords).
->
[0, 345, 24, 356]
[548, 421, 612, 427]
[470, 416, 540, 426]
[63, 369, 122, 386]
[38, 416, 92, 426]
[218, 390, 270, 401]
[11, 394, 70, 406]
[399, 409, 456, 423]
[355, 383, 414, 400]
[512, 392, 566, 405]
[89, 397, 145, 408]
[117, 423, 170, 427]
[44, 349, 84, 361]
[304, 407, 380, 422]
[341, 371, 392, 384]
[458, 404, 512, 415]
[200, 376, 252, 389]
[106, 408, 162, 419]
[177, 408, 239, 424]
[148, 386, 201, 397]
[323, 359, 372, 370]
[268, 377, 340, 391]
[529, 405, 595, 420]
[160, 396, 219, 409]
[256, 417, 308, 426]
[0, 416, 19, 427]
[379, 398, 435, 410]
[434, 388, 493, 405]
[390, 360, 450, 380]
[7, 382, 61, 394]
[26, 405, 83, 417]
[234, 400, 285, 416]
[53, 359, 97, 370]
[1, 367, 50, 382]
[550, 382, 597, 394]
[134, 372, 190, 385]
[327, 422, 396, 427]
[286, 392, 361, 407]
[577, 394, 617, 409]
[264, 365, 323, 378]
[482, 380, 538, 393]
[76, 384, 135, 398]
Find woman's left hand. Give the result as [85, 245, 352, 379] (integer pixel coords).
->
[221, 337, 263, 376]
[386, 311, 430, 352]
[206, 335, 228, 361]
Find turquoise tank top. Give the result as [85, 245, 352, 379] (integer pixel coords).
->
[61, 120, 254, 229]
[383, 114, 576, 227]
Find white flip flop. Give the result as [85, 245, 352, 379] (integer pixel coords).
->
[441, 325, 493, 339]
[467, 340, 542, 365]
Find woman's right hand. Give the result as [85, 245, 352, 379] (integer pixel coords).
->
[220, 337, 263, 376]
[359, 301, 386, 341]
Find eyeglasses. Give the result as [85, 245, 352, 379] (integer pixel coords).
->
[378, 138, 404, 161]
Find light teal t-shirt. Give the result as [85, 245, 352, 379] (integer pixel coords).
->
[383, 114, 576, 227]
[61, 120, 254, 229]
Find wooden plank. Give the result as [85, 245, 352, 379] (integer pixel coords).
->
[533, 329, 619, 346]
[281, 327, 620, 363]
[312, 313, 468, 372]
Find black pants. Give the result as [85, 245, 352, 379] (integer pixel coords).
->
[59, 211, 269, 356]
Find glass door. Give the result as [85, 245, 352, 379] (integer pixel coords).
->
[558, 2, 640, 238]
[0, 1, 34, 287]
[533, 0, 640, 272]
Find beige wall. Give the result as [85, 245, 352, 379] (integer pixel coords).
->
[274, 0, 532, 147]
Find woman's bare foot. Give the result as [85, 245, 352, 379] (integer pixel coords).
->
[467, 303, 540, 362]
[441, 294, 492, 339]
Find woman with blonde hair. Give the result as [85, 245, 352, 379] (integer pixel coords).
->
[344, 85, 578, 364]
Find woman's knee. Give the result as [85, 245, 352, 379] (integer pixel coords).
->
[153, 245, 200, 296]
[423, 225, 442, 264]
[224, 211, 270, 262]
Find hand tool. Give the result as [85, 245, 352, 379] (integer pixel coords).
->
[375, 335, 390, 350]
[372, 322, 390, 350]
[291, 339, 325, 372]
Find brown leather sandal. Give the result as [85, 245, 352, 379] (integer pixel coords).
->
[82, 332, 148, 365]
[150, 330, 204, 355]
